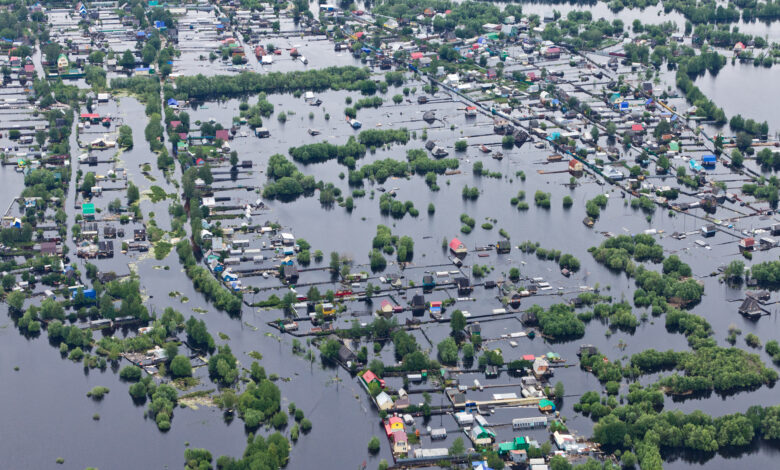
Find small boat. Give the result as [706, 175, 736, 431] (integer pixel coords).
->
[299, 56, 308, 65]
[289, 48, 300, 57]
[307, 128, 320, 136]
[492, 152, 503, 160]
[480, 144, 491, 153]
[417, 96, 428, 104]
[348, 119, 362, 129]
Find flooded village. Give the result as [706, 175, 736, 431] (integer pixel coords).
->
[2, 0, 780, 469]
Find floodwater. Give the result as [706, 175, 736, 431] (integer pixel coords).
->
[3, 13, 780, 470]
[694, 63, 780, 135]
[5, 78, 780, 468]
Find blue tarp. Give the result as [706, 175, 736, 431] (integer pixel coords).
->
[361, 47, 371, 53]
[620, 101, 629, 109]
[154, 20, 166, 29]
[73, 289, 96, 299]
[167, 98, 178, 106]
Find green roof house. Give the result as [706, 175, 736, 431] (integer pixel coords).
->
[82, 203, 95, 220]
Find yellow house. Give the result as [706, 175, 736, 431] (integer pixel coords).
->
[57, 54, 68, 72]
[321, 302, 335, 316]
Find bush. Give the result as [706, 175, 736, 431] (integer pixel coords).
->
[368, 436, 381, 454]
[87, 386, 110, 400]
[170, 355, 193, 378]
[120, 365, 143, 382]
[534, 191, 551, 208]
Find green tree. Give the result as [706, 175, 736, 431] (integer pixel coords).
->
[127, 182, 140, 205]
[449, 437, 465, 456]
[368, 436, 381, 454]
[450, 310, 466, 334]
[170, 355, 193, 378]
[437, 337, 458, 365]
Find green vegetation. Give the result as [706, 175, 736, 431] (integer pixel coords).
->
[534, 190, 551, 208]
[586, 194, 608, 219]
[529, 304, 585, 339]
[87, 386, 110, 400]
[289, 138, 366, 165]
[147, 66, 373, 100]
[358, 129, 409, 147]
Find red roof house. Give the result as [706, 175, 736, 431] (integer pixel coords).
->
[739, 237, 755, 250]
[449, 237, 467, 255]
[361, 370, 386, 388]
[215, 129, 230, 141]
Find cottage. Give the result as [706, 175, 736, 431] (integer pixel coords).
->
[361, 370, 386, 389]
[470, 425, 496, 444]
[376, 391, 394, 411]
[738, 297, 763, 319]
[568, 159, 584, 175]
[533, 357, 549, 377]
[449, 237, 467, 255]
[283, 264, 299, 282]
[739, 237, 755, 251]
[411, 294, 426, 315]
[97, 241, 114, 258]
[321, 302, 335, 316]
[81, 203, 95, 220]
[701, 225, 716, 237]
[40, 241, 57, 256]
[455, 277, 472, 295]
[539, 399, 556, 412]
[392, 430, 408, 453]
[544, 46, 561, 59]
[103, 225, 117, 238]
[496, 240, 511, 253]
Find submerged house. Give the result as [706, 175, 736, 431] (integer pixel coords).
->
[449, 237, 467, 255]
[738, 297, 762, 319]
[411, 294, 426, 315]
[455, 277, 472, 295]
